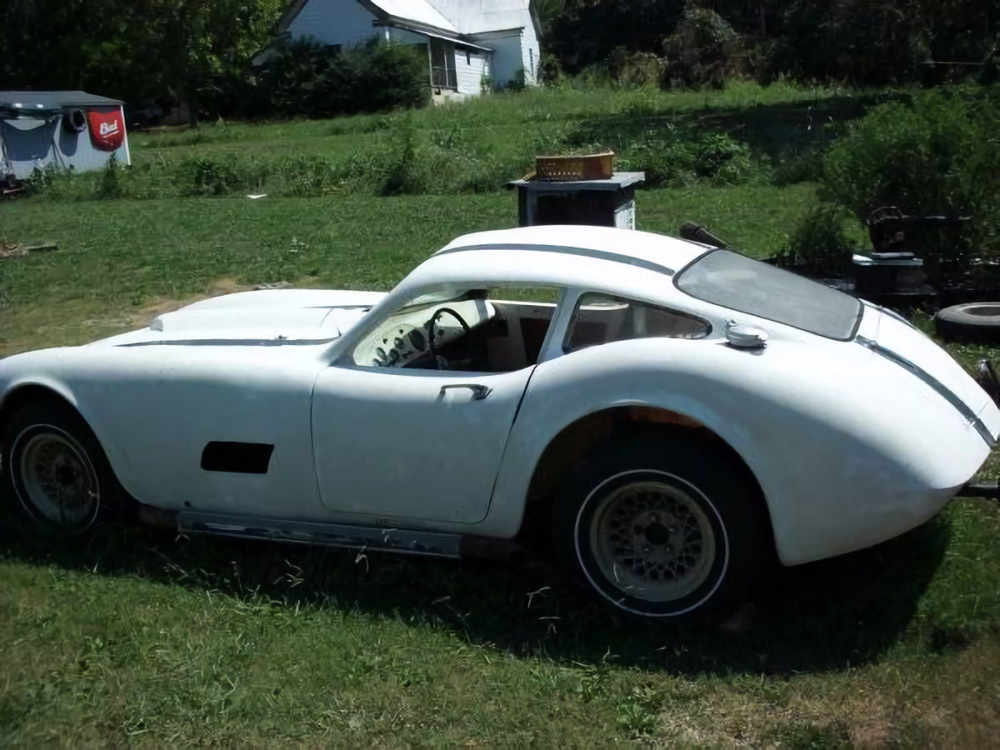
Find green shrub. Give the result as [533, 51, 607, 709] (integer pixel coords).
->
[820, 89, 1000, 274]
[775, 204, 851, 275]
[178, 156, 246, 196]
[607, 48, 665, 89]
[95, 156, 122, 200]
[663, 7, 741, 89]
[235, 37, 430, 120]
[613, 128, 766, 188]
[379, 117, 426, 196]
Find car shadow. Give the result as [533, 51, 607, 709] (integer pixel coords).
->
[0, 509, 949, 677]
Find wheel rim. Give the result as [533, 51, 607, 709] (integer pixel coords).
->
[17, 431, 98, 528]
[590, 480, 716, 603]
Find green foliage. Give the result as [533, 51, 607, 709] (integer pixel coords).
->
[543, 0, 999, 89]
[663, 7, 741, 89]
[568, 115, 768, 188]
[820, 90, 1000, 274]
[767, 0, 999, 87]
[775, 204, 851, 275]
[606, 49, 665, 89]
[180, 157, 239, 196]
[379, 116, 427, 197]
[0, 0, 283, 118]
[763, 722, 854, 750]
[95, 156, 122, 200]
[235, 38, 430, 119]
[20, 82, 858, 202]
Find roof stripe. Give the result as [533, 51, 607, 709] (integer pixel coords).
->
[433, 243, 676, 276]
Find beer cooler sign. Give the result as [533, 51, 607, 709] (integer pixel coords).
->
[0, 91, 131, 180]
[86, 108, 126, 152]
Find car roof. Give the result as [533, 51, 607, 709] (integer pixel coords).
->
[383, 226, 718, 310]
[436, 225, 711, 276]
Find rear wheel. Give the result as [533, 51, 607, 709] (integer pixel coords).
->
[1, 399, 129, 535]
[554, 434, 772, 619]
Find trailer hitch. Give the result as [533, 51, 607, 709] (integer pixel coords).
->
[956, 480, 1000, 501]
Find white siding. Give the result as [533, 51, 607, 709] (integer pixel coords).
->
[520, 17, 541, 86]
[287, 0, 386, 48]
[472, 30, 523, 88]
[456, 48, 491, 96]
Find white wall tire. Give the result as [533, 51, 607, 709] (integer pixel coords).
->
[1, 399, 128, 536]
[554, 433, 771, 620]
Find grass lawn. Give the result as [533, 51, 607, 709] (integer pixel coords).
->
[0, 184, 818, 357]
[1, 91, 999, 744]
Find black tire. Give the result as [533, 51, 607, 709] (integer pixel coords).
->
[553, 433, 772, 620]
[935, 303, 1000, 342]
[1, 399, 130, 535]
[63, 109, 87, 134]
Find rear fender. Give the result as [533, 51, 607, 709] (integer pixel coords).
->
[487, 336, 989, 565]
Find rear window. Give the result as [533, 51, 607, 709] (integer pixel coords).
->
[675, 250, 862, 341]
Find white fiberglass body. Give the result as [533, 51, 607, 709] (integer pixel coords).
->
[2, 225, 997, 571]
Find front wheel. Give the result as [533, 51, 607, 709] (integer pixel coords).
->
[554, 434, 772, 619]
[1, 399, 128, 535]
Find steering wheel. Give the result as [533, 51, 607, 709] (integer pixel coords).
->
[427, 307, 472, 370]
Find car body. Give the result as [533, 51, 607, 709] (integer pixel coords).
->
[2, 225, 998, 619]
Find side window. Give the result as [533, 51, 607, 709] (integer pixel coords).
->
[564, 293, 711, 353]
[351, 286, 563, 373]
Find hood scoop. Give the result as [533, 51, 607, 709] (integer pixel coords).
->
[134, 306, 342, 346]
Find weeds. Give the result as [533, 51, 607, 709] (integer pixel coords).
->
[17, 82, 876, 203]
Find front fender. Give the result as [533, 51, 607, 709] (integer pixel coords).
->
[0, 351, 86, 434]
[486, 336, 989, 565]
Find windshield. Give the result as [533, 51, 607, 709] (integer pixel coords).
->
[675, 250, 863, 341]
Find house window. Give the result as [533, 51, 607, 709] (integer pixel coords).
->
[529, 49, 535, 78]
[430, 37, 457, 89]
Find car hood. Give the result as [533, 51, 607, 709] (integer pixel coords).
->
[91, 289, 387, 348]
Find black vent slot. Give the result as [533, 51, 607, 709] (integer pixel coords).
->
[201, 442, 274, 474]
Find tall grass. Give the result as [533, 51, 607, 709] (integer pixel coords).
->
[18, 81, 868, 203]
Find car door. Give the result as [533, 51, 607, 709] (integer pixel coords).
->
[310, 286, 564, 525]
[311, 366, 535, 524]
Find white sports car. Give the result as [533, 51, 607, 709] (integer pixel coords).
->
[2, 225, 998, 619]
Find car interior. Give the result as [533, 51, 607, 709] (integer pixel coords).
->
[351, 288, 561, 373]
[351, 289, 712, 374]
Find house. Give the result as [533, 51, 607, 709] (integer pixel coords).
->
[275, 0, 542, 101]
[0, 91, 131, 182]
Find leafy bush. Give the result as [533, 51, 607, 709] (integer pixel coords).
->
[232, 37, 429, 120]
[663, 7, 741, 89]
[607, 48, 665, 89]
[95, 156, 122, 200]
[179, 157, 244, 197]
[600, 126, 766, 188]
[774, 204, 851, 275]
[820, 90, 1000, 274]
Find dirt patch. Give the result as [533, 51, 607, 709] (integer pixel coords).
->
[917, 638, 1000, 748]
[659, 681, 899, 748]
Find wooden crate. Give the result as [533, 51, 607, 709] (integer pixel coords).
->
[535, 151, 615, 181]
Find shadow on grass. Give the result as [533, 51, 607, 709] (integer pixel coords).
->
[0, 504, 949, 677]
[562, 92, 897, 178]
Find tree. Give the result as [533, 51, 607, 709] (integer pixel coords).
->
[0, 0, 282, 124]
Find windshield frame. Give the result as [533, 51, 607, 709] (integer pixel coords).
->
[673, 249, 864, 342]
